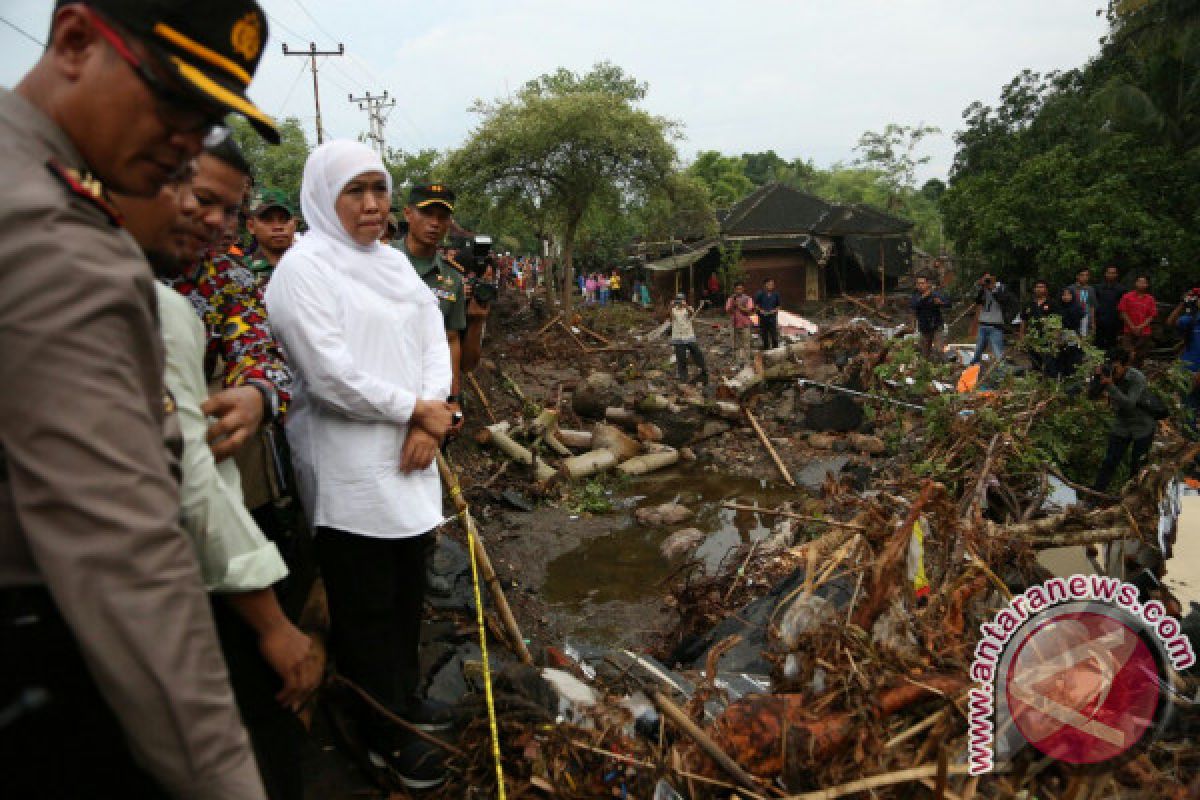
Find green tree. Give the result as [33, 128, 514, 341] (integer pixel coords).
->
[686, 151, 754, 207]
[853, 123, 942, 209]
[442, 62, 679, 311]
[230, 116, 310, 207]
[383, 147, 443, 197]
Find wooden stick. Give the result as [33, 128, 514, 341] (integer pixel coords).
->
[884, 706, 949, 750]
[466, 372, 496, 424]
[651, 690, 763, 795]
[480, 424, 556, 483]
[722, 502, 868, 531]
[436, 454, 534, 666]
[1026, 526, 1136, 548]
[744, 407, 795, 487]
[330, 674, 467, 758]
[575, 321, 612, 346]
[780, 764, 976, 800]
[557, 319, 592, 352]
[535, 312, 563, 337]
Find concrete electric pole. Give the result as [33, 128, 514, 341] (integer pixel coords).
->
[282, 41, 344, 145]
[348, 90, 396, 158]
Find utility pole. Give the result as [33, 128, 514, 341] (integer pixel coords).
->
[282, 41, 344, 145]
[347, 90, 395, 158]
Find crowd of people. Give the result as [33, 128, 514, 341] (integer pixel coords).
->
[0, 2, 498, 796]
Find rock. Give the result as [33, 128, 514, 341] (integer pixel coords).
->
[427, 537, 476, 612]
[808, 433, 837, 450]
[774, 389, 797, 421]
[635, 502, 693, 527]
[586, 371, 617, 391]
[572, 386, 618, 420]
[660, 527, 706, 559]
[695, 420, 731, 442]
[847, 433, 886, 455]
[637, 422, 664, 442]
[798, 388, 824, 406]
[425, 642, 483, 705]
[805, 395, 864, 433]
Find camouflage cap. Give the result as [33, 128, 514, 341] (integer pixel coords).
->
[248, 187, 295, 217]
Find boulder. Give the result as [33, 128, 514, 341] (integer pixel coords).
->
[847, 433, 886, 455]
[804, 395, 864, 433]
[586, 371, 617, 391]
[660, 527, 706, 559]
[635, 502, 693, 527]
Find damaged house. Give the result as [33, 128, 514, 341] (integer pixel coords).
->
[643, 182, 914, 302]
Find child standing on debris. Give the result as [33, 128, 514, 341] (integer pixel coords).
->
[754, 277, 782, 351]
[910, 275, 948, 359]
[725, 281, 755, 363]
[670, 293, 709, 384]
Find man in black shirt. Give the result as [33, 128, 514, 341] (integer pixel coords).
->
[1094, 265, 1127, 352]
[1020, 279, 1055, 373]
[910, 275, 948, 359]
[754, 277, 782, 350]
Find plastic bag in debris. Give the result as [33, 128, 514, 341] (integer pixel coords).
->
[540, 668, 599, 724]
[777, 592, 835, 650]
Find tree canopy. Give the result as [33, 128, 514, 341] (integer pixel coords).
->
[442, 62, 688, 309]
[941, 0, 1200, 292]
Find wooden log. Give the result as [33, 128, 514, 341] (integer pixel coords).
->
[481, 424, 556, 483]
[719, 363, 802, 400]
[592, 423, 641, 461]
[465, 372, 496, 424]
[638, 393, 681, 413]
[762, 339, 819, 368]
[544, 433, 572, 457]
[528, 408, 559, 437]
[435, 453, 534, 666]
[651, 690, 762, 795]
[744, 408, 795, 487]
[636, 422, 664, 442]
[562, 449, 618, 479]
[711, 400, 742, 420]
[556, 429, 593, 449]
[604, 406, 641, 429]
[1026, 527, 1136, 548]
[618, 449, 680, 476]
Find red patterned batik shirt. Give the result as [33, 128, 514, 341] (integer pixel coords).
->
[165, 254, 292, 418]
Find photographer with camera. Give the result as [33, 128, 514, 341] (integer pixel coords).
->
[397, 184, 491, 431]
[1089, 348, 1157, 493]
[970, 272, 1015, 365]
[1167, 288, 1200, 434]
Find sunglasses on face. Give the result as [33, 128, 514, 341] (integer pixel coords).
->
[85, 8, 228, 143]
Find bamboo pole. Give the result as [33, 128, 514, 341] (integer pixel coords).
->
[436, 454, 534, 667]
[617, 449, 680, 476]
[562, 449, 618, 479]
[743, 407, 795, 487]
[466, 372, 496, 424]
[650, 690, 762, 795]
[721, 502, 868, 531]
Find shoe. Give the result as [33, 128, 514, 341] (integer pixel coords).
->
[369, 738, 447, 790]
[406, 695, 456, 732]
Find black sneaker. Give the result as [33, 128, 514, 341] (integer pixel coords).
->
[406, 695, 456, 732]
[369, 738, 447, 791]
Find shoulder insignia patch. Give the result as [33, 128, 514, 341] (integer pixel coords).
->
[45, 160, 124, 227]
[444, 256, 466, 274]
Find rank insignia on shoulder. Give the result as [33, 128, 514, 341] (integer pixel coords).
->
[163, 391, 177, 415]
[46, 159, 124, 227]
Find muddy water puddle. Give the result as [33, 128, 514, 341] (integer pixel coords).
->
[541, 460, 846, 645]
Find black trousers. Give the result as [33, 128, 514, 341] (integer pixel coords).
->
[1095, 320, 1121, 352]
[0, 587, 169, 799]
[760, 314, 780, 350]
[673, 341, 708, 381]
[315, 527, 432, 751]
[211, 597, 305, 800]
[1095, 433, 1153, 493]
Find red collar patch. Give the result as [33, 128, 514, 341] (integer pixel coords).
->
[45, 159, 124, 227]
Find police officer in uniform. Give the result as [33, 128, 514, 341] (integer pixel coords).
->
[0, 1, 279, 797]
[397, 184, 490, 426]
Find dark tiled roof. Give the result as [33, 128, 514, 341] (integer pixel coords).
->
[812, 203, 913, 235]
[720, 183, 835, 235]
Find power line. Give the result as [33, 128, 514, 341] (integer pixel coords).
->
[275, 59, 311, 117]
[288, 0, 340, 47]
[348, 91, 395, 158]
[0, 15, 44, 48]
[282, 42, 345, 145]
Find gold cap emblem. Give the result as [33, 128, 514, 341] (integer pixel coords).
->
[230, 12, 262, 61]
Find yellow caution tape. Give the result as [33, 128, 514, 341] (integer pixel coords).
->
[463, 505, 507, 799]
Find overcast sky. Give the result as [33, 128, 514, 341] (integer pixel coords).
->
[1, 1, 1109, 183]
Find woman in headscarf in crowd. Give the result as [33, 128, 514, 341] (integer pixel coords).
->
[1054, 285, 1086, 378]
[264, 140, 455, 789]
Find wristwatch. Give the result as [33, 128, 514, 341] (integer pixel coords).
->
[446, 394, 462, 405]
[247, 379, 280, 422]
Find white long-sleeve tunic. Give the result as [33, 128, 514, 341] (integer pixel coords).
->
[265, 254, 452, 540]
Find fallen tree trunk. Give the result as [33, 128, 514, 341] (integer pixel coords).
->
[593, 423, 641, 461]
[480, 424, 556, 483]
[1025, 526, 1137, 548]
[718, 363, 803, 400]
[556, 429, 593, 450]
[710, 673, 966, 779]
[618, 449, 680, 476]
[762, 340, 819, 368]
[562, 449, 618, 479]
[604, 406, 641, 430]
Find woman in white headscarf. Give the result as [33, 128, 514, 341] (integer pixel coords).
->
[264, 140, 454, 788]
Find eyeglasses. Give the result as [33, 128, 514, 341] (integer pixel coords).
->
[86, 9, 227, 137]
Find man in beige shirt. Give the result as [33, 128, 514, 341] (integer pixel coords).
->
[0, 1, 280, 796]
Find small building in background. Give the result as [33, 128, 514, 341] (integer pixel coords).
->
[641, 182, 914, 304]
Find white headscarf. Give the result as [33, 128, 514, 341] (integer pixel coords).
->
[279, 139, 434, 307]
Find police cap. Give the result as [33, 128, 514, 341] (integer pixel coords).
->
[60, 0, 280, 143]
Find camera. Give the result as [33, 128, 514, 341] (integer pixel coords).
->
[1088, 362, 1115, 399]
[448, 233, 498, 305]
[1183, 288, 1200, 314]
